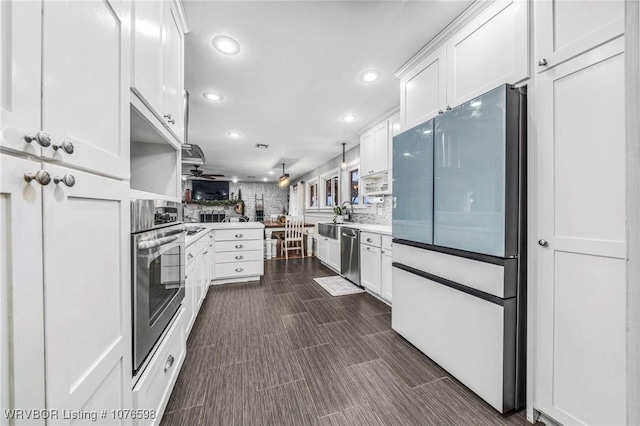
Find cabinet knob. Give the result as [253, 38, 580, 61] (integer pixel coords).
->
[188, 253, 194, 259]
[446, 106, 452, 111]
[24, 170, 51, 186]
[54, 174, 75, 187]
[164, 354, 175, 373]
[24, 131, 51, 147]
[52, 140, 74, 154]
[203, 251, 208, 255]
[235, 234, 243, 238]
[164, 114, 175, 124]
[538, 58, 548, 66]
[235, 267, 244, 272]
[235, 255, 244, 260]
[235, 244, 244, 249]
[438, 110, 444, 114]
[538, 239, 548, 247]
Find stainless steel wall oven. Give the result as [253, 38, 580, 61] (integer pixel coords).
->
[131, 200, 185, 374]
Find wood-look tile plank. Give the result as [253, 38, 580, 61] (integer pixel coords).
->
[245, 333, 303, 390]
[364, 330, 447, 388]
[295, 344, 360, 417]
[347, 359, 435, 425]
[274, 292, 308, 315]
[164, 346, 211, 413]
[256, 380, 319, 426]
[342, 405, 385, 426]
[282, 312, 329, 350]
[318, 412, 348, 426]
[320, 321, 378, 367]
[292, 283, 327, 301]
[160, 406, 202, 426]
[303, 299, 347, 325]
[336, 306, 392, 337]
[201, 363, 245, 426]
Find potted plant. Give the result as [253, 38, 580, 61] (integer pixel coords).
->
[333, 206, 345, 223]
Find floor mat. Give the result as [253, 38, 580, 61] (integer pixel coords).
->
[313, 276, 365, 296]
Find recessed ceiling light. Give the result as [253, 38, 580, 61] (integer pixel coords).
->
[212, 35, 241, 55]
[341, 114, 357, 122]
[359, 70, 381, 83]
[227, 131, 242, 138]
[232, 177, 238, 183]
[268, 170, 274, 175]
[203, 92, 224, 102]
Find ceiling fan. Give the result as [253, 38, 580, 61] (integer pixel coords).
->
[183, 165, 224, 180]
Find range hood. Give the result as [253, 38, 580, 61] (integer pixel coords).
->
[182, 144, 206, 165]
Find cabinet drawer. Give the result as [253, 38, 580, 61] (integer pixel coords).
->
[215, 260, 264, 279]
[216, 250, 263, 264]
[215, 228, 263, 241]
[381, 235, 393, 251]
[133, 309, 186, 426]
[215, 239, 263, 253]
[361, 231, 381, 248]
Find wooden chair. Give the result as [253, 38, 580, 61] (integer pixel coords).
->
[280, 216, 305, 259]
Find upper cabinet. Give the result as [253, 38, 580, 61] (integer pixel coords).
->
[534, 0, 624, 73]
[132, 0, 186, 143]
[399, 0, 528, 129]
[360, 120, 390, 177]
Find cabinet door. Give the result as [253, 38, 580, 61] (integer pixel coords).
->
[535, 39, 625, 426]
[360, 245, 381, 295]
[131, 0, 165, 118]
[372, 121, 389, 174]
[42, 164, 131, 422]
[534, 0, 624, 72]
[0, 1, 42, 156]
[0, 155, 46, 424]
[401, 45, 446, 129]
[184, 262, 196, 335]
[327, 238, 341, 272]
[193, 253, 203, 313]
[360, 131, 375, 177]
[164, 2, 184, 142]
[42, 0, 130, 180]
[381, 250, 393, 302]
[446, 0, 528, 107]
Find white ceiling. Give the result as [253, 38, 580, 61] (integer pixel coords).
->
[183, 0, 473, 182]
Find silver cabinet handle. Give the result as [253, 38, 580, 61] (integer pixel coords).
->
[235, 255, 244, 260]
[164, 114, 175, 124]
[235, 268, 244, 272]
[235, 244, 244, 249]
[538, 58, 548, 66]
[538, 239, 548, 247]
[52, 140, 74, 154]
[24, 170, 51, 185]
[24, 131, 51, 147]
[366, 238, 372, 243]
[188, 253, 194, 259]
[164, 354, 175, 373]
[235, 234, 243, 238]
[54, 174, 75, 187]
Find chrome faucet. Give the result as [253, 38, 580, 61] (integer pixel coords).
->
[341, 201, 354, 222]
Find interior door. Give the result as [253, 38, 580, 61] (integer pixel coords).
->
[42, 164, 131, 424]
[0, 155, 46, 426]
[0, 0, 42, 155]
[535, 38, 626, 426]
[41, 0, 129, 180]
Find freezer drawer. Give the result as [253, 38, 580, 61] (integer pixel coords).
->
[392, 264, 518, 413]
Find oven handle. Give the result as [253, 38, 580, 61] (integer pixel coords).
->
[138, 235, 181, 250]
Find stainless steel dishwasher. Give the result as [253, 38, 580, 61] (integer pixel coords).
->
[340, 227, 360, 285]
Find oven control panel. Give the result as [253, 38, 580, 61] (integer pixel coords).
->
[154, 206, 179, 226]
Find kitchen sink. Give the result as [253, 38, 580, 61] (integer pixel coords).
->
[318, 222, 339, 240]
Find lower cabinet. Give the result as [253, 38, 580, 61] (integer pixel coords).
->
[360, 244, 382, 294]
[381, 249, 393, 302]
[316, 236, 328, 263]
[360, 233, 393, 303]
[316, 236, 340, 272]
[132, 309, 186, 426]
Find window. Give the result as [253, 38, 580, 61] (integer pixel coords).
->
[320, 170, 339, 207]
[350, 168, 359, 204]
[307, 180, 318, 208]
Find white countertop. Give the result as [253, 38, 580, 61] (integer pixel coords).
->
[185, 222, 265, 246]
[317, 221, 392, 236]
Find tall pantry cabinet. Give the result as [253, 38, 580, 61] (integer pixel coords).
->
[1, 1, 132, 424]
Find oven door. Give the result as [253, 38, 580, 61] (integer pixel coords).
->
[132, 225, 185, 373]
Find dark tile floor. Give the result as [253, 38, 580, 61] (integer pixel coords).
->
[161, 257, 533, 426]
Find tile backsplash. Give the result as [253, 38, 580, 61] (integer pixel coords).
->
[351, 197, 392, 225]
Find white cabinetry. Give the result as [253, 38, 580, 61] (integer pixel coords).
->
[360, 121, 390, 177]
[534, 0, 624, 73]
[316, 237, 328, 263]
[213, 227, 264, 284]
[359, 232, 392, 303]
[360, 244, 382, 295]
[185, 231, 213, 335]
[399, 0, 528, 128]
[1, 1, 132, 421]
[381, 236, 393, 302]
[316, 235, 340, 273]
[534, 37, 626, 426]
[131, 0, 186, 143]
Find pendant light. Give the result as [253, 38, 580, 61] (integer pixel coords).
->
[340, 142, 347, 170]
[278, 163, 290, 187]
